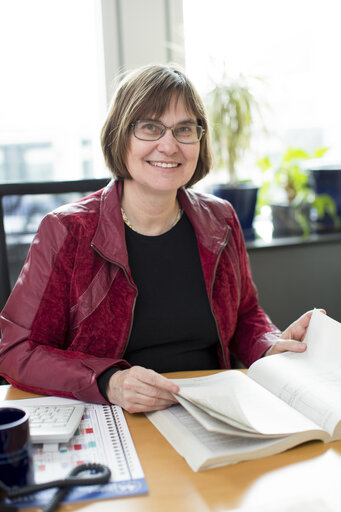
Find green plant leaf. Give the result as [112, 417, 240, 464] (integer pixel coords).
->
[295, 209, 310, 237]
[282, 147, 310, 162]
[206, 72, 267, 183]
[257, 146, 330, 207]
[256, 156, 272, 173]
[312, 194, 340, 225]
[312, 147, 329, 158]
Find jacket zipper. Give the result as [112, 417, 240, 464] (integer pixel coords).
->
[91, 244, 138, 357]
[209, 229, 231, 369]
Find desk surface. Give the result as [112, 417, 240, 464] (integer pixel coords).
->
[2, 371, 341, 512]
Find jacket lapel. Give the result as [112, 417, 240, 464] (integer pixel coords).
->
[91, 180, 130, 271]
[178, 188, 232, 298]
[91, 181, 233, 297]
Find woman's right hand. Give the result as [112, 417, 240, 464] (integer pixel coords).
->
[106, 366, 179, 413]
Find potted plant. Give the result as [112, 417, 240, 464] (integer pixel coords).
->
[307, 162, 341, 232]
[205, 72, 264, 239]
[257, 147, 339, 237]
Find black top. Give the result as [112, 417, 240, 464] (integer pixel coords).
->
[97, 213, 219, 398]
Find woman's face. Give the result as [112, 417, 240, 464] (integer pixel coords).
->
[125, 95, 200, 197]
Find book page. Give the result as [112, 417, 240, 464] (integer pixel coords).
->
[175, 394, 281, 438]
[172, 371, 324, 437]
[147, 405, 328, 471]
[248, 311, 341, 436]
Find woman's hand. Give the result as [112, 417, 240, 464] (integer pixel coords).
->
[265, 309, 326, 357]
[106, 365, 179, 413]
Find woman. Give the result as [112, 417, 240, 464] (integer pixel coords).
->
[0, 64, 312, 413]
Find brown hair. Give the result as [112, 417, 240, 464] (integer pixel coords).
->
[101, 64, 212, 188]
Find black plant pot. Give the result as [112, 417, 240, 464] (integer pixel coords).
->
[212, 183, 258, 240]
[270, 203, 309, 238]
[309, 167, 341, 231]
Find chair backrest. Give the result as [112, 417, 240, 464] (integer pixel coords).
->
[0, 178, 110, 311]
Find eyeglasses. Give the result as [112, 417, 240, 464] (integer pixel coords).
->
[131, 120, 205, 144]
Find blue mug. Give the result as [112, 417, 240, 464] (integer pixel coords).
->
[0, 407, 34, 487]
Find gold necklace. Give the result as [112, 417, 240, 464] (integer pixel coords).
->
[120, 206, 183, 233]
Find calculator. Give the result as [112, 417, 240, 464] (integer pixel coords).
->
[24, 404, 85, 444]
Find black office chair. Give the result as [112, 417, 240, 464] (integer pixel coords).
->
[0, 178, 110, 311]
[0, 178, 110, 384]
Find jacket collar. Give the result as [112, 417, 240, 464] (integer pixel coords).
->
[91, 179, 129, 269]
[178, 187, 231, 255]
[92, 180, 231, 268]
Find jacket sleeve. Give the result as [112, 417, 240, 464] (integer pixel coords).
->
[227, 209, 281, 367]
[0, 213, 129, 404]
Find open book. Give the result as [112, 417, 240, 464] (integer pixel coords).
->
[147, 310, 341, 471]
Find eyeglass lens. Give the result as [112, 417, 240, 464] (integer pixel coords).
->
[133, 121, 203, 143]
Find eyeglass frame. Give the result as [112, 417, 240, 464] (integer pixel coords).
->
[130, 119, 205, 144]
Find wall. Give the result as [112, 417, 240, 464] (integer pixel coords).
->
[100, 0, 184, 105]
[247, 235, 341, 330]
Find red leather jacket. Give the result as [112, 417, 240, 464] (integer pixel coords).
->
[0, 180, 279, 403]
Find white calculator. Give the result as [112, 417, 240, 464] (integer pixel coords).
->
[25, 404, 85, 444]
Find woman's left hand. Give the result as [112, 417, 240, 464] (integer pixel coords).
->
[265, 309, 326, 356]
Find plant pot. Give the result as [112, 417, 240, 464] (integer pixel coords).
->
[270, 203, 311, 238]
[308, 166, 341, 231]
[212, 183, 258, 240]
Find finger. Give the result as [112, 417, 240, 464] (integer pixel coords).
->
[281, 311, 312, 340]
[132, 366, 180, 394]
[282, 308, 327, 341]
[117, 368, 179, 409]
[279, 339, 307, 352]
[118, 387, 177, 413]
[124, 397, 178, 414]
[134, 391, 178, 408]
[132, 379, 178, 404]
[295, 308, 326, 327]
[121, 383, 178, 413]
[270, 340, 307, 355]
[108, 367, 180, 412]
[281, 323, 307, 341]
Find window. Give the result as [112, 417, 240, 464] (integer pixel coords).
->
[0, 0, 108, 183]
[183, 0, 341, 164]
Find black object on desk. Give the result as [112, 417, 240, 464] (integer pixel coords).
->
[0, 462, 111, 512]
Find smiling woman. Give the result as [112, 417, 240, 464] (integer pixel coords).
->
[122, 94, 200, 222]
[0, 64, 317, 414]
